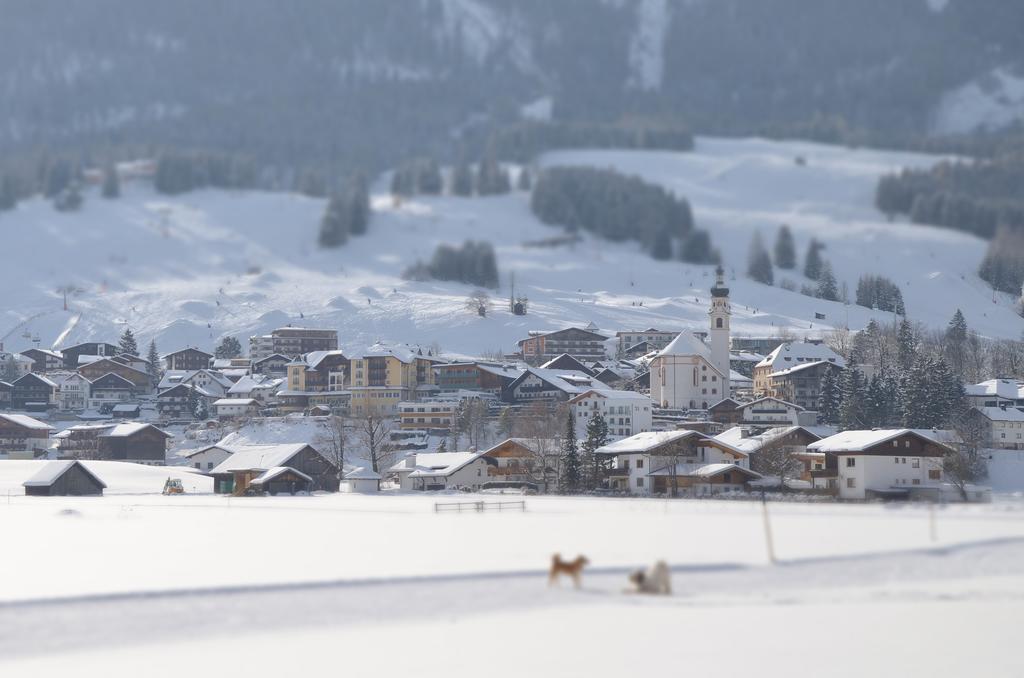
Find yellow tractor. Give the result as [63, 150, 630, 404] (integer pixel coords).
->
[162, 477, 185, 495]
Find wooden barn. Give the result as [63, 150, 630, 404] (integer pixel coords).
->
[23, 460, 106, 496]
[209, 443, 339, 494]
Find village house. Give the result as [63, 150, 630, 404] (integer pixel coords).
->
[0, 351, 35, 380]
[480, 438, 559, 492]
[10, 372, 56, 411]
[968, 406, 1024, 450]
[163, 347, 214, 371]
[156, 383, 217, 420]
[23, 460, 106, 496]
[433, 362, 523, 394]
[348, 345, 437, 416]
[249, 327, 338, 361]
[60, 342, 119, 370]
[539, 353, 596, 376]
[77, 358, 153, 393]
[596, 430, 757, 496]
[738, 396, 809, 426]
[764, 360, 844, 411]
[208, 443, 338, 494]
[87, 372, 137, 411]
[714, 425, 832, 486]
[569, 388, 653, 440]
[707, 398, 744, 426]
[280, 350, 350, 413]
[392, 451, 492, 491]
[807, 429, 949, 501]
[183, 444, 234, 471]
[615, 329, 680, 356]
[251, 353, 292, 376]
[504, 367, 596, 404]
[111, 353, 154, 374]
[50, 372, 90, 412]
[964, 379, 1023, 409]
[517, 326, 608, 365]
[398, 400, 459, 431]
[59, 422, 172, 464]
[0, 413, 52, 459]
[649, 330, 728, 410]
[214, 398, 260, 419]
[19, 348, 64, 373]
[752, 341, 845, 399]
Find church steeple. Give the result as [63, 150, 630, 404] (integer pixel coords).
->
[708, 265, 731, 398]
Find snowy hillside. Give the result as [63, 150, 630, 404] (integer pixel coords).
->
[3, 136, 1021, 358]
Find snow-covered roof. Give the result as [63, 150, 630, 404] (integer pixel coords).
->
[0, 413, 53, 431]
[475, 363, 526, 379]
[975, 406, 1024, 422]
[345, 466, 382, 480]
[23, 460, 106, 488]
[729, 369, 753, 384]
[713, 425, 825, 454]
[111, 403, 140, 412]
[361, 343, 417, 364]
[742, 396, 804, 412]
[657, 330, 710, 359]
[15, 372, 57, 388]
[595, 430, 701, 455]
[184, 444, 233, 459]
[517, 367, 595, 394]
[407, 451, 486, 478]
[964, 379, 1020, 399]
[755, 342, 845, 371]
[214, 398, 258, 406]
[808, 429, 954, 453]
[250, 466, 312, 484]
[164, 347, 213, 358]
[209, 444, 311, 474]
[88, 372, 136, 388]
[98, 423, 170, 438]
[647, 462, 762, 479]
[768, 360, 836, 378]
[568, 388, 651, 403]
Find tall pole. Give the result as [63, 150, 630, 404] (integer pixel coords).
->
[761, 490, 776, 564]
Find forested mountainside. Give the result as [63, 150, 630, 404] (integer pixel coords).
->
[1, 0, 1022, 176]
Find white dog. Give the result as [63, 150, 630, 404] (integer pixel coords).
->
[628, 560, 672, 595]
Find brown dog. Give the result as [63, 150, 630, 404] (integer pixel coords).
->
[549, 554, 589, 589]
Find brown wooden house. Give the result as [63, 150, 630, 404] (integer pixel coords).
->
[209, 443, 339, 494]
[164, 347, 214, 371]
[61, 342, 119, 370]
[78, 358, 153, 392]
[19, 348, 64, 373]
[0, 413, 52, 458]
[60, 422, 171, 464]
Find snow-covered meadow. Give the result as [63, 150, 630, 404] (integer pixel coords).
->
[3, 137, 1019, 359]
[1, 492, 1023, 676]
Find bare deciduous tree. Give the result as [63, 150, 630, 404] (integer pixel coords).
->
[354, 413, 395, 474]
[750, 431, 804, 491]
[466, 289, 490, 317]
[317, 415, 347, 481]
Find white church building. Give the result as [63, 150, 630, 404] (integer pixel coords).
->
[649, 266, 731, 410]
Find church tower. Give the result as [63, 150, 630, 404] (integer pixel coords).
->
[709, 265, 731, 398]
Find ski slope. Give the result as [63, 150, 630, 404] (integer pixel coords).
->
[1, 136, 1019, 358]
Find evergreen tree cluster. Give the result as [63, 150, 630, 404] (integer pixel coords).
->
[154, 151, 259, 195]
[979, 227, 1024, 295]
[405, 240, 499, 288]
[855, 275, 905, 314]
[680, 229, 718, 265]
[215, 336, 243, 359]
[390, 158, 443, 197]
[875, 156, 1024, 239]
[531, 166, 695, 259]
[773, 225, 797, 269]
[118, 328, 139, 356]
[318, 174, 371, 248]
[747, 232, 773, 285]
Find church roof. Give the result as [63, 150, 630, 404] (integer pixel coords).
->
[657, 330, 710, 359]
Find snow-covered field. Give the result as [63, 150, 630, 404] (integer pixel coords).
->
[1, 493, 1023, 676]
[2, 137, 1019, 359]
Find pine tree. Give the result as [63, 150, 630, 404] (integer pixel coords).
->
[945, 309, 968, 379]
[896, 318, 916, 372]
[651, 229, 673, 260]
[102, 163, 120, 199]
[146, 340, 161, 380]
[194, 393, 209, 420]
[215, 336, 242, 359]
[773, 225, 796, 269]
[451, 158, 474, 196]
[900, 353, 935, 428]
[818, 367, 841, 425]
[747, 232, 774, 285]
[559, 410, 581, 493]
[119, 328, 138, 356]
[348, 173, 370, 236]
[804, 238, 824, 280]
[580, 412, 609, 491]
[681, 229, 714, 264]
[318, 195, 350, 248]
[186, 386, 199, 420]
[838, 364, 865, 430]
[816, 261, 839, 301]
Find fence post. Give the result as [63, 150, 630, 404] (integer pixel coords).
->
[761, 491, 776, 565]
[929, 502, 937, 543]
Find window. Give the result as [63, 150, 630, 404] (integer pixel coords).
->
[636, 459, 644, 469]
[716, 318, 723, 328]
[912, 459, 919, 468]
[207, 462, 214, 470]
[847, 478, 856, 488]
[928, 470, 941, 480]
[636, 477, 644, 488]
[912, 479, 920, 485]
[845, 458, 855, 468]
[894, 457, 899, 464]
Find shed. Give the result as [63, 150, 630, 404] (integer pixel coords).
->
[23, 460, 106, 496]
[345, 466, 382, 493]
[249, 466, 313, 495]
